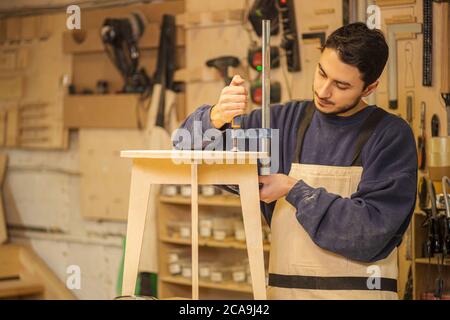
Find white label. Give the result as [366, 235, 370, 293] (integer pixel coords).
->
[234, 229, 245, 241]
[180, 226, 191, 238]
[213, 230, 227, 241]
[169, 263, 181, 275]
[168, 253, 179, 263]
[211, 271, 223, 282]
[163, 185, 178, 196]
[182, 267, 192, 278]
[181, 186, 191, 197]
[200, 227, 212, 238]
[201, 186, 215, 196]
[232, 271, 246, 283]
[199, 266, 211, 278]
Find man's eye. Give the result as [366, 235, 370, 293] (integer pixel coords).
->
[336, 84, 348, 90]
[319, 71, 326, 78]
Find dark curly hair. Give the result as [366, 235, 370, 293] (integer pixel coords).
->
[321, 22, 389, 88]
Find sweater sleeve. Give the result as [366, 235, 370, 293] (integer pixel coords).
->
[285, 118, 418, 263]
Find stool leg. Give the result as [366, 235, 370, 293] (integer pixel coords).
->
[239, 177, 267, 300]
[122, 167, 151, 296]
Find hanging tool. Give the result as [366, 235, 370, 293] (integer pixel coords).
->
[101, 12, 151, 94]
[419, 176, 429, 211]
[440, 2, 450, 135]
[444, 94, 450, 136]
[431, 114, 440, 137]
[260, 19, 271, 176]
[406, 93, 414, 127]
[250, 79, 281, 105]
[301, 32, 326, 46]
[423, 0, 433, 87]
[248, 47, 280, 71]
[442, 176, 450, 259]
[427, 179, 445, 299]
[418, 102, 427, 170]
[277, 0, 301, 72]
[205, 56, 241, 86]
[342, 0, 368, 25]
[248, 0, 279, 36]
[247, 41, 281, 106]
[386, 23, 422, 109]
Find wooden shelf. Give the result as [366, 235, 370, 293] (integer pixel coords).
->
[160, 275, 252, 294]
[161, 235, 270, 252]
[415, 257, 450, 266]
[64, 94, 144, 129]
[0, 278, 44, 299]
[63, 24, 185, 54]
[160, 194, 242, 207]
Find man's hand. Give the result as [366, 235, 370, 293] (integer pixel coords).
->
[259, 174, 298, 204]
[210, 75, 248, 129]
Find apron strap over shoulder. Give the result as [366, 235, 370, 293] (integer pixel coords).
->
[351, 107, 388, 166]
[293, 101, 388, 167]
[293, 101, 315, 163]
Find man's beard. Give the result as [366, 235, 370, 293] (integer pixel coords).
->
[317, 96, 362, 116]
[312, 87, 363, 116]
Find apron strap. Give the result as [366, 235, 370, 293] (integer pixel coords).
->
[293, 101, 315, 163]
[269, 273, 398, 293]
[351, 107, 388, 166]
[293, 101, 388, 167]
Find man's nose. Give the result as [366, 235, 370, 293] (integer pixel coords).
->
[317, 80, 333, 99]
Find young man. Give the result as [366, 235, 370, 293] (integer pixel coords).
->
[176, 23, 418, 299]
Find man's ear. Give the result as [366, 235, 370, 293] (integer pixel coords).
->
[362, 80, 379, 97]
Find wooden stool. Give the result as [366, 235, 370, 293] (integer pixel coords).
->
[120, 150, 268, 300]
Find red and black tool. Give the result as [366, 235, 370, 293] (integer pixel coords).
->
[418, 102, 426, 170]
[250, 79, 281, 105]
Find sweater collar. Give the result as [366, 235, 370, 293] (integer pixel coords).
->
[315, 104, 377, 126]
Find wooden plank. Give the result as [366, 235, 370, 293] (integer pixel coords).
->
[0, 278, 44, 298]
[191, 163, 199, 300]
[64, 94, 184, 129]
[63, 94, 145, 129]
[441, 2, 450, 93]
[5, 18, 21, 43]
[19, 244, 76, 299]
[79, 129, 147, 221]
[0, 19, 6, 44]
[20, 16, 37, 41]
[0, 244, 20, 278]
[36, 15, 52, 40]
[6, 106, 19, 147]
[0, 111, 6, 146]
[376, 0, 416, 6]
[0, 76, 23, 100]
[18, 102, 54, 148]
[0, 154, 8, 244]
[0, 50, 17, 71]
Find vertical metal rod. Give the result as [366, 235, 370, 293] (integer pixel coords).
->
[261, 19, 271, 175]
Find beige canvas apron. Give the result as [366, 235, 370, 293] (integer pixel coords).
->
[267, 102, 398, 300]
